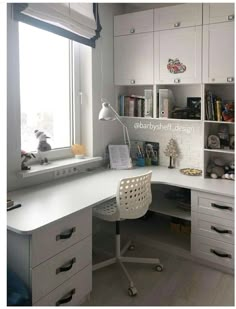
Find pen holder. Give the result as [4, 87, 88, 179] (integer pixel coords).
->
[136, 157, 145, 167]
[145, 158, 152, 166]
[151, 157, 158, 165]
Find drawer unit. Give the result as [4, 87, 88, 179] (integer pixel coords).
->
[192, 212, 234, 244]
[191, 191, 234, 220]
[191, 235, 234, 269]
[114, 9, 153, 36]
[32, 235, 92, 303]
[34, 264, 92, 306]
[31, 207, 92, 267]
[203, 3, 234, 25]
[154, 4, 202, 31]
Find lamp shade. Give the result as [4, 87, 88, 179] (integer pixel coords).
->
[98, 102, 116, 121]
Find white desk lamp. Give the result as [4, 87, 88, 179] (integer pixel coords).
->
[98, 100, 131, 150]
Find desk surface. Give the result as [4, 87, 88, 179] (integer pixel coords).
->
[7, 166, 234, 234]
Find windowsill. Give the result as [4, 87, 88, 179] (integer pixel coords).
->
[18, 156, 103, 178]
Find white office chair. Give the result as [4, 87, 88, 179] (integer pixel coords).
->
[92, 171, 163, 296]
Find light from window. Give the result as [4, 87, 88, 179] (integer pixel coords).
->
[19, 23, 72, 152]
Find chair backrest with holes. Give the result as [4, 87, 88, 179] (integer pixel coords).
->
[116, 171, 152, 219]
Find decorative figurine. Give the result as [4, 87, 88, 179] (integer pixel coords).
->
[222, 102, 234, 122]
[34, 130, 51, 164]
[21, 150, 36, 170]
[164, 138, 179, 169]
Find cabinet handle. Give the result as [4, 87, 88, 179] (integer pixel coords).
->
[211, 226, 232, 234]
[56, 257, 76, 274]
[210, 249, 232, 259]
[130, 79, 135, 84]
[56, 227, 76, 241]
[174, 22, 181, 27]
[56, 288, 75, 306]
[211, 203, 233, 211]
[130, 28, 135, 34]
[227, 77, 234, 82]
[228, 14, 234, 21]
[174, 78, 181, 83]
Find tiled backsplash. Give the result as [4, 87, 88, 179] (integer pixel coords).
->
[123, 118, 203, 169]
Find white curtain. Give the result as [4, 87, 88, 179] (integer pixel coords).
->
[20, 3, 97, 39]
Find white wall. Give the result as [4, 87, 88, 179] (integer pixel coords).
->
[7, 3, 124, 191]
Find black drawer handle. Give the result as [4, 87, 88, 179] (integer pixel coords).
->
[211, 226, 232, 234]
[56, 257, 76, 274]
[211, 203, 233, 211]
[210, 249, 232, 259]
[56, 288, 75, 306]
[56, 227, 76, 241]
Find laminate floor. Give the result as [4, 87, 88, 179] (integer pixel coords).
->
[84, 217, 234, 306]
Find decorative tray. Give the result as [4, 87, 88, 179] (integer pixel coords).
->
[180, 168, 202, 176]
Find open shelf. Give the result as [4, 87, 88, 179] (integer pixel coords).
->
[150, 190, 191, 221]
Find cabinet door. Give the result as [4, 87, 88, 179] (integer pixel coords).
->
[203, 22, 234, 84]
[155, 4, 202, 31]
[114, 10, 153, 36]
[114, 33, 153, 85]
[158, 26, 202, 84]
[203, 3, 235, 24]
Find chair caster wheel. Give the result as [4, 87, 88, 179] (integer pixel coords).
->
[128, 244, 135, 251]
[155, 264, 164, 272]
[128, 286, 137, 296]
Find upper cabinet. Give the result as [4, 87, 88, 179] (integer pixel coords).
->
[203, 3, 234, 24]
[114, 9, 153, 36]
[155, 26, 202, 84]
[154, 3, 202, 31]
[203, 22, 234, 84]
[114, 10, 154, 85]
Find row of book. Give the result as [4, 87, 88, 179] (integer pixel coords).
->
[205, 91, 222, 121]
[118, 89, 153, 117]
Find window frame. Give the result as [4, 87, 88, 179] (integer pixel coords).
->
[18, 22, 81, 161]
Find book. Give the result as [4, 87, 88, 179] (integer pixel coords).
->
[128, 97, 135, 117]
[144, 89, 153, 118]
[159, 89, 175, 118]
[108, 145, 132, 169]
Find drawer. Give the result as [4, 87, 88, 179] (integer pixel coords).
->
[192, 212, 234, 244]
[31, 207, 92, 267]
[191, 191, 234, 220]
[114, 10, 153, 36]
[203, 3, 235, 25]
[34, 264, 92, 306]
[32, 236, 91, 303]
[154, 4, 202, 31]
[191, 235, 234, 269]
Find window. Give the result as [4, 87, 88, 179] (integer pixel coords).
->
[19, 22, 76, 152]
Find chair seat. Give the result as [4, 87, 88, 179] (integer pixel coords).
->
[93, 198, 119, 222]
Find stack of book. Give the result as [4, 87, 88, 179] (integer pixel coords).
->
[119, 90, 153, 117]
[205, 91, 222, 121]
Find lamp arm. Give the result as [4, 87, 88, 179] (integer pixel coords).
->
[108, 104, 131, 151]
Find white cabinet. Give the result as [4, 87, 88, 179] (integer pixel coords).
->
[114, 9, 153, 36]
[203, 3, 235, 25]
[191, 190, 234, 270]
[114, 33, 153, 85]
[156, 26, 202, 84]
[154, 3, 202, 31]
[114, 10, 154, 86]
[7, 207, 92, 306]
[203, 22, 234, 84]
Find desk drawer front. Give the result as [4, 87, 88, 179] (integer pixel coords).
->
[31, 208, 92, 267]
[33, 264, 92, 306]
[191, 235, 234, 269]
[32, 236, 91, 303]
[191, 191, 234, 220]
[192, 212, 234, 244]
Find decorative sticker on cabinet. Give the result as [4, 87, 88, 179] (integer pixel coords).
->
[167, 58, 186, 74]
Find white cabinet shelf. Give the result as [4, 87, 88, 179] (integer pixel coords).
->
[204, 149, 234, 154]
[150, 190, 191, 221]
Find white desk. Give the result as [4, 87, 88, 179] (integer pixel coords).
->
[7, 166, 234, 234]
[7, 166, 234, 305]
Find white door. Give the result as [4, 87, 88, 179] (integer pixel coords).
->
[114, 32, 153, 85]
[158, 26, 202, 84]
[203, 22, 234, 84]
